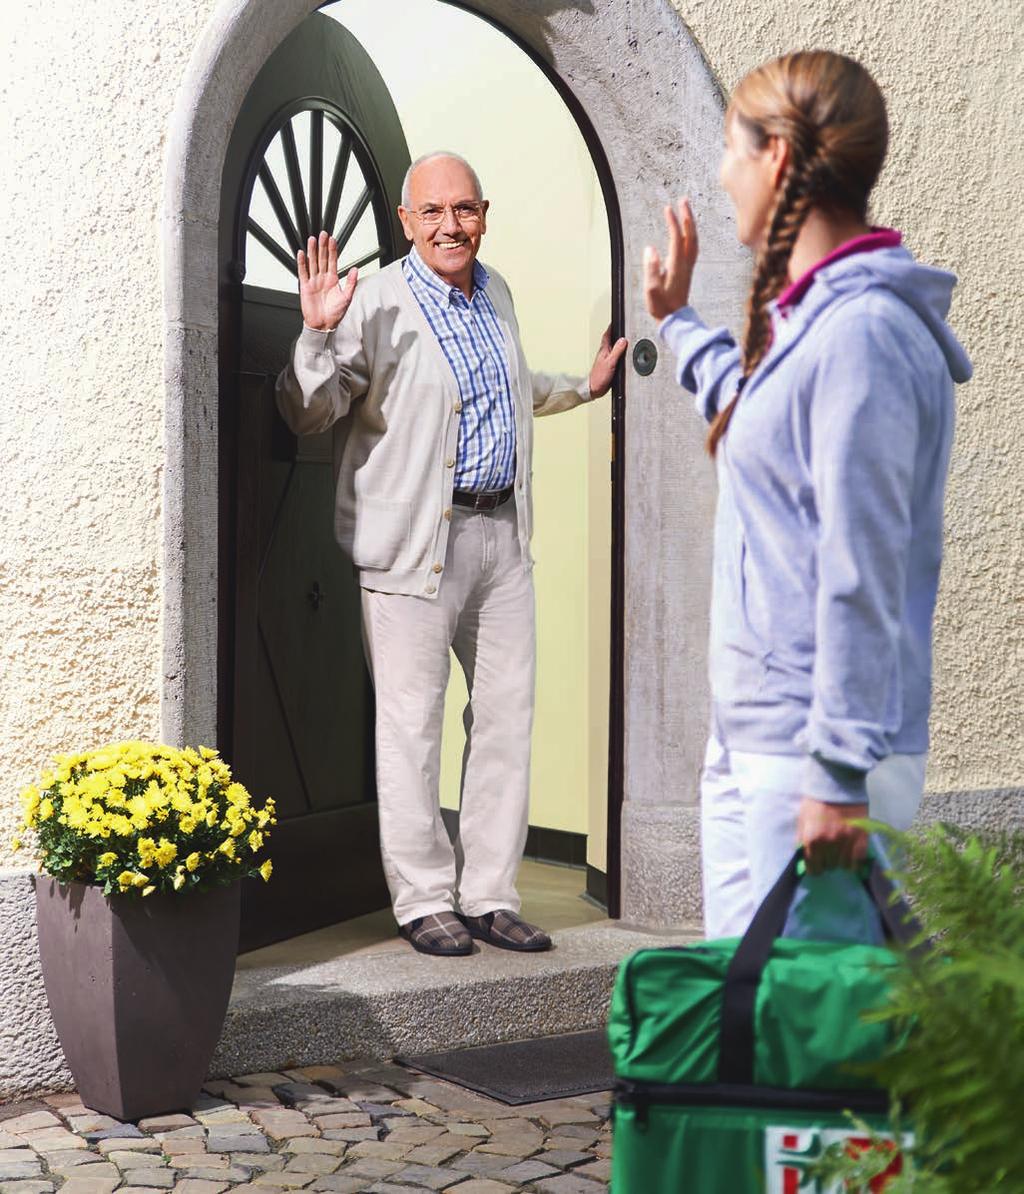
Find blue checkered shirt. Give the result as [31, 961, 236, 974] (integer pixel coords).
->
[402, 246, 517, 492]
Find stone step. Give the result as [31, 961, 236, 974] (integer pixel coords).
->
[211, 922, 701, 1078]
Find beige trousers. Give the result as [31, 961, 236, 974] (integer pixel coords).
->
[360, 501, 536, 925]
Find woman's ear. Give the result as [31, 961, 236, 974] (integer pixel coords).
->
[767, 135, 791, 190]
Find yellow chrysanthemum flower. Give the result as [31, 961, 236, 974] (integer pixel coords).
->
[226, 783, 249, 807]
[38, 798, 55, 822]
[117, 870, 149, 890]
[66, 806, 89, 830]
[142, 885, 156, 897]
[248, 830, 264, 853]
[144, 780, 168, 809]
[172, 867, 186, 891]
[98, 852, 118, 867]
[185, 852, 201, 872]
[218, 838, 236, 860]
[154, 839, 177, 868]
[171, 791, 193, 814]
[259, 859, 273, 882]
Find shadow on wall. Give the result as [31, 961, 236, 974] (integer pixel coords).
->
[442, 0, 597, 61]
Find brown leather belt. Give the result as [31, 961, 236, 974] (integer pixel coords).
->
[451, 485, 515, 512]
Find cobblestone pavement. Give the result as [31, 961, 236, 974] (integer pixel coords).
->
[0, 1060, 612, 1194]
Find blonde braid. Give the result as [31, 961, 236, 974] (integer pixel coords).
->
[706, 146, 822, 457]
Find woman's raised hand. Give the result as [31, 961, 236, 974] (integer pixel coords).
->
[643, 198, 699, 321]
[298, 231, 358, 332]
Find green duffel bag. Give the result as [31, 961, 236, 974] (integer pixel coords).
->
[609, 851, 920, 1192]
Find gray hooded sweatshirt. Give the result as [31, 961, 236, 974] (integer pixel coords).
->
[660, 244, 973, 804]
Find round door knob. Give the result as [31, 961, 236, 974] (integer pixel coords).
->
[632, 338, 658, 376]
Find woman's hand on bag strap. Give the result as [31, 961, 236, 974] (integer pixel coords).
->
[797, 797, 869, 875]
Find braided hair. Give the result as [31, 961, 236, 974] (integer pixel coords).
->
[707, 52, 889, 457]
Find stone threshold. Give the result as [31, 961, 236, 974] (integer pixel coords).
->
[212, 922, 701, 1078]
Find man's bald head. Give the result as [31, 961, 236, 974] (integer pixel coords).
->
[401, 152, 483, 208]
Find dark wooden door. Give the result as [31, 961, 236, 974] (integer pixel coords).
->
[218, 13, 411, 951]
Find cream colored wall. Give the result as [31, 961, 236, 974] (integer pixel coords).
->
[0, 1, 214, 869]
[327, 0, 613, 854]
[667, 0, 1024, 795]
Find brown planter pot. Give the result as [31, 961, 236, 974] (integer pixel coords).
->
[34, 878, 240, 1120]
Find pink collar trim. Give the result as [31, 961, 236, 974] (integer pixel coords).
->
[777, 228, 902, 310]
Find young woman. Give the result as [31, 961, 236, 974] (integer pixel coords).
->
[644, 51, 972, 938]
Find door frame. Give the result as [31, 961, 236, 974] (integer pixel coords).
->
[162, 0, 748, 930]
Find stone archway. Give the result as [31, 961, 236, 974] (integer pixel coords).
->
[161, 0, 748, 925]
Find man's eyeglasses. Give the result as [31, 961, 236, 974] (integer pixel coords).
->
[409, 202, 485, 226]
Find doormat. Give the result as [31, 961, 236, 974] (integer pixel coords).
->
[395, 1028, 613, 1105]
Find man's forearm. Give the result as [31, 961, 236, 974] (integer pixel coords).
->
[531, 370, 590, 417]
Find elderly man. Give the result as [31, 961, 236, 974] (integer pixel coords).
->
[276, 151, 625, 957]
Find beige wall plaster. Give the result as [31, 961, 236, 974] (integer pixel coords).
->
[667, 0, 1024, 796]
[0, 1, 220, 866]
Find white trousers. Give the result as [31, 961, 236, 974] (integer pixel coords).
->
[700, 735, 927, 939]
[360, 501, 535, 926]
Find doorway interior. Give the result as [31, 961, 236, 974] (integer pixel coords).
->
[219, 0, 624, 953]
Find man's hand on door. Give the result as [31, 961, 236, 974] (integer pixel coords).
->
[297, 231, 358, 332]
[589, 325, 628, 398]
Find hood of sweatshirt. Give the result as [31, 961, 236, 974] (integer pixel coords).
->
[777, 245, 973, 385]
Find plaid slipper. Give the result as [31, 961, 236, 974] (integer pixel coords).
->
[398, 911, 472, 957]
[461, 909, 552, 952]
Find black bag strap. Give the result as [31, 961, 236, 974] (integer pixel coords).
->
[717, 850, 925, 1085]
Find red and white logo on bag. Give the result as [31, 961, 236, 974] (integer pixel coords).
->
[764, 1126, 912, 1192]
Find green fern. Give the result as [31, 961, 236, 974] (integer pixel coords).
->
[812, 823, 1024, 1191]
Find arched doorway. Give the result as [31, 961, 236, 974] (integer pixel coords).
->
[163, 0, 748, 937]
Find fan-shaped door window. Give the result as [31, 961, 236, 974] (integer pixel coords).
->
[240, 103, 391, 291]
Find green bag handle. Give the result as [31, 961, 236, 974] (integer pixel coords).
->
[717, 849, 924, 1086]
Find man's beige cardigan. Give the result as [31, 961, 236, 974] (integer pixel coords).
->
[275, 259, 592, 598]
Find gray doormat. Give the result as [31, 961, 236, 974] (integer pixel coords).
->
[395, 1028, 613, 1104]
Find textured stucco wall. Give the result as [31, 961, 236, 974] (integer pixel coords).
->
[666, 0, 1024, 801]
[0, 874, 72, 1098]
[0, 1, 215, 866]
